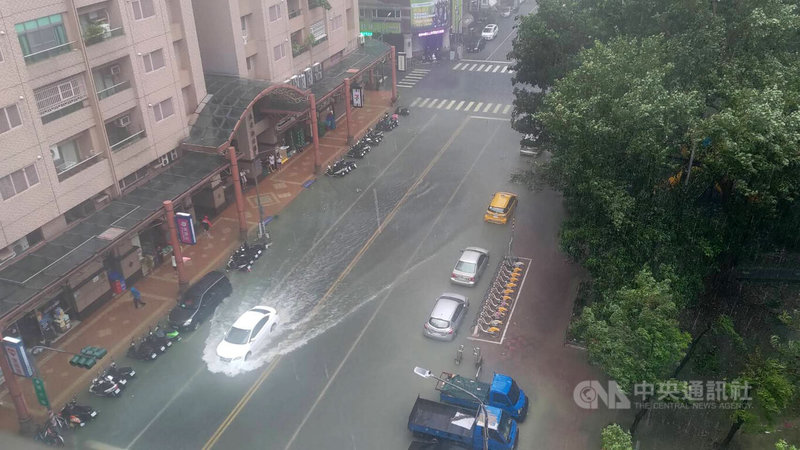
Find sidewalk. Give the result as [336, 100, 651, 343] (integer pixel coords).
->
[0, 91, 393, 433]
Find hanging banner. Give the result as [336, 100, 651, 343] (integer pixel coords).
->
[451, 0, 462, 35]
[175, 213, 197, 245]
[311, 20, 327, 41]
[351, 86, 363, 108]
[2, 336, 34, 378]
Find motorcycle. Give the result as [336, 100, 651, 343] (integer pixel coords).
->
[60, 397, 97, 424]
[226, 241, 267, 272]
[376, 113, 398, 132]
[325, 159, 357, 177]
[144, 328, 169, 354]
[155, 323, 181, 344]
[104, 361, 136, 383]
[89, 374, 121, 398]
[127, 338, 158, 361]
[34, 424, 65, 447]
[347, 142, 370, 159]
[395, 106, 410, 116]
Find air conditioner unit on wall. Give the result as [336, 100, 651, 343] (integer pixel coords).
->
[116, 115, 130, 127]
[304, 68, 313, 86]
[159, 155, 170, 167]
[168, 149, 178, 161]
[358, 35, 365, 45]
[110, 64, 121, 75]
[297, 73, 307, 89]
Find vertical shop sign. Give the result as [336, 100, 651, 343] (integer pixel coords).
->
[351, 86, 363, 108]
[32, 377, 50, 408]
[451, 0, 462, 35]
[2, 336, 34, 378]
[175, 213, 197, 245]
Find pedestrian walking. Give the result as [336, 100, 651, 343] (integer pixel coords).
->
[201, 215, 212, 238]
[276, 157, 282, 172]
[268, 153, 276, 172]
[130, 286, 145, 308]
[239, 170, 248, 188]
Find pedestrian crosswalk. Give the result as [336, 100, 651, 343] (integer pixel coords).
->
[452, 62, 514, 73]
[408, 97, 514, 116]
[397, 69, 430, 88]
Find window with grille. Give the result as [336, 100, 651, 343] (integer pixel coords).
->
[269, 4, 282, 22]
[0, 164, 39, 200]
[273, 43, 285, 61]
[143, 49, 165, 72]
[241, 15, 250, 37]
[153, 98, 174, 121]
[33, 75, 86, 117]
[132, 0, 156, 20]
[0, 104, 22, 134]
[246, 55, 256, 70]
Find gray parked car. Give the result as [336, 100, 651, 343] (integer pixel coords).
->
[423, 293, 470, 341]
[450, 247, 490, 286]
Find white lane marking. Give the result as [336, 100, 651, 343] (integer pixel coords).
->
[455, 101, 465, 110]
[492, 65, 501, 73]
[459, 58, 512, 64]
[502, 105, 512, 114]
[474, 102, 484, 112]
[468, 115, 507, 121]
[398, 85, 413, 88]
[477, 64, 486, 71]
[484, 65, 492, 72]
[501, 66, 508, 73]
[436, 100, 446, 109]
[418, 98, 431, 107]
[469, 64, 478, 71]
[410, 98, 421, 107]
[465, 101, 474, 111]
[484, 103, 494, 112]
[461, 65, 470, 71]
[453, 63, 463, 70]
[445, 100, 456, 110]
[493, 104, 502, 114]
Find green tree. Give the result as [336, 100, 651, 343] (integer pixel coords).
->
[573, 269, 691, 392]
[601, 424, 633, 450]
[776, 440, 800, 450]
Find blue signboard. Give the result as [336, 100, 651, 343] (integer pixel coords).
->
[175, 213, 197, 245]
[2, 336, 34, 378]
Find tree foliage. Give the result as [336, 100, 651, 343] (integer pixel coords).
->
[574, 269, 691, 392]
[601, 424, 634, 450]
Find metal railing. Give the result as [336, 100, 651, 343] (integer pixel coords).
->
[23, 41, 74, 64]
[96, 80, 131, 100]
[110, 130, 146, 151]
[288, 9, 302, 18]
[56, 153, 104, 181]
[84, 27, 124, 46]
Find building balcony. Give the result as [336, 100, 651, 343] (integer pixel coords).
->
[289, 9, 302, 18]
[96, 80, 130, 100]
[56, 153, 105, 182]
[179, 69, 192, 88]
[23, 42, 75, 65]
[109, 129, 146, 152]
[84, 26, 124, 46]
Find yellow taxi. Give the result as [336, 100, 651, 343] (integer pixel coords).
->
[484, 192, 518, 224]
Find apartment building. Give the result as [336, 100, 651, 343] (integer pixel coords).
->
[0, 0, 206, 263]
[192, 0, 359, 83]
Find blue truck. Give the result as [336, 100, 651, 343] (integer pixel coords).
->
[435, 372, 529, 421]
[408, 397, 519, 450]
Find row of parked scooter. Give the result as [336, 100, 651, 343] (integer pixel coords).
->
[325, 108, 409, 177]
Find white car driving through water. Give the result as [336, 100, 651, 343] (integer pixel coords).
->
[217, 306, 279, 362]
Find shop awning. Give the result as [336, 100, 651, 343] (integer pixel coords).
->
[184, 40, 392, 150]
[0, 151, 227, 322]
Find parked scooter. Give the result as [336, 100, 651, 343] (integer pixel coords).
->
[127, 338, 158, 361]
[60, 397, 98, 424]
[226, 241, 267, 272]
[155, 323, 181, 344]
[104, 361, 136, 384]
[325, 159, 357, 177]
[34, 424, 65, 447]
[347, 141, 370, 158]
[88, 374, 121, 398]
[144, 328, 168, 354]
[395, 106, 410, 116]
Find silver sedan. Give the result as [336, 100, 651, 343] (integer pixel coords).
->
[450, 247, 490, 286]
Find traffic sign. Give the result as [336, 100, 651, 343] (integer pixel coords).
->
[32, 377, 49, 408]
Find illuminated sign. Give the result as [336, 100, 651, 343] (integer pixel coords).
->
[418, 28, 446, 37]
[360, 31, 373, 36]
[175, 213, 197, 245]
[2, 336, 33, 378]
[411, 0, 449, 30]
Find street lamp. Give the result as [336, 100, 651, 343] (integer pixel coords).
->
[413, 366, 489, 450]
